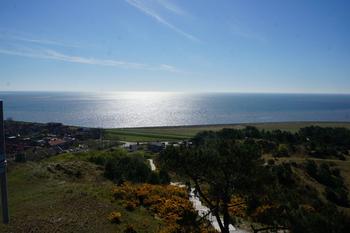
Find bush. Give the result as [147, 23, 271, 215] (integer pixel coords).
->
[104, 156, 153, 183]
[86, 149, 126, 164]
[325, 187, 349, 207]
[107, 211, 122, 223]
[305, 160, 318, 178]
[273, 144, 289, 157]
[159, 169, 171, 184]
[124, 225, 137, 233]
[124, 201, 138, 211]
[273, 163, 294, 186]
[148, 172, 160, 184]
[15, 153, 26, 163]
[267, 159, 275, 166]
[318, 164, 344, 189]
[111, 183, 207, 232]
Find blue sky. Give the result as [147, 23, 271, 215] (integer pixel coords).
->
[0, 0, 349, 93]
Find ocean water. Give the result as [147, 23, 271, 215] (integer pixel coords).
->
[0, 92, 350, 128]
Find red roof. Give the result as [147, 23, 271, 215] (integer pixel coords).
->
[48, 138, 66, 146]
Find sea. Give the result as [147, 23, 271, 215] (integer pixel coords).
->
[1, 91, 350, 128]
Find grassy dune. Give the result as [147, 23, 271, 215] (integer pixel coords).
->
[104, 122, 350, 142]
[0, 154, 162, 233]
[264, 155, 350, 215]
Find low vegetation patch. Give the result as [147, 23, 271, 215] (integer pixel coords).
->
[112, 182, 216, 233]
[305, 160, 349, 207]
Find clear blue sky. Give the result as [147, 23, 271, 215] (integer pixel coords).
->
[0, 0, 349, 93]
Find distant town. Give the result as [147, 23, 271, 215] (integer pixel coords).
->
[4, 120, 190, 163]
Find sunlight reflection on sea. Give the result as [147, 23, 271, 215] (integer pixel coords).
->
[1, 92, 350, 128]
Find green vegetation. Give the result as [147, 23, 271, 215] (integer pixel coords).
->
[305, 160, 349, 207]
[160, 137, 262, 233]
[2, 122, 350, 233]
[104, 122, 350, 142]
[0, 152, 162, 233]
[81, 149, 170, 185]
[104, 128, 192, 142]
[159, 127, 350, 233]
[111, 183, 215, 233]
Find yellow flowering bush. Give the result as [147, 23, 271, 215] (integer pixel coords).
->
[124, 200, 138, 211]
[111, 183, 210, 231]
[252, 204, 276, 217]
[107, 211, 122, 223]
[228, 195, 247, 217]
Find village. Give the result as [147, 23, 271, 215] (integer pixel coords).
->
[4, 120, 190, 162]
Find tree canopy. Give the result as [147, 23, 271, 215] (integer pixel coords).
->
[160, 132, 263, 233]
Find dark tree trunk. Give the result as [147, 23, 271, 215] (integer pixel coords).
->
[193, 180, 228, 233]
[222, 194, 231, 233]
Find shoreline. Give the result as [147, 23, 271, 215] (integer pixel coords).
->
[111, 121, 350, 130]
[7, 120, 350, 142]
[5, 119, 350, 130]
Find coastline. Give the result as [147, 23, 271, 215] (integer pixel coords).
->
[111, 121, 350, 129]
[6, 120, 350, 142]
[6, 119, 350, 130]
[103, 121, 350, 142]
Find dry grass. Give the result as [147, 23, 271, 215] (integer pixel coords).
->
[0, 155, 162, 233]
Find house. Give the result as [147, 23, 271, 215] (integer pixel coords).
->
[148, 142, 167, 153]
[48, 138, 67, 147]
[122, 142, 140, 152]
[48, 138, 69, 152]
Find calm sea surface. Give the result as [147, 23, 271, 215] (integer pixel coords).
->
[1, 92, 350, 128]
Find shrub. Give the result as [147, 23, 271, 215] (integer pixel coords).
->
[104, 156, 152, 183]
[159, 169, 171, 184]
[273, 163, 294, 186]
[267, 159, 275, 166]
[273, 144, 289, 157]
[305, 160, 318, 178]
[111, 183, 199, 230]
[325, 187, 349, 207]
[124, 201, 138, 211]
[15, 153, 26, 163]
[124, 225, 137, 233]
[228, 195, 247, 217]
[107, 211, 122, 223]
[148, 172, 160, 184]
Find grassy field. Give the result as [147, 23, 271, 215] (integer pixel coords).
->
[104, 122, 350, 142]
[0, 154, 162, 233]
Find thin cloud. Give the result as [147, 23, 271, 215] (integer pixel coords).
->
[125, 0, 199, 42]
[155, 0, 186, 15]
[0, 33, 83, 48]
[0, 47, 183, 73]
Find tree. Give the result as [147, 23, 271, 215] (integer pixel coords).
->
[160, 132, 262, 233]
[104, 156, 153, 184]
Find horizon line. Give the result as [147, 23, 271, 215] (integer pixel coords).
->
[0, 90, 350, 95]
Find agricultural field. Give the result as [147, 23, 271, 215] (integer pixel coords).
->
[104, 122, 350, 142]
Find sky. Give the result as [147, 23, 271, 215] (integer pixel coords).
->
[0, 0, 349, 93]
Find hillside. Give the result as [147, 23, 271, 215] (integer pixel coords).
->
[0, 154, 162, 233]
[1, 122, 350, 233]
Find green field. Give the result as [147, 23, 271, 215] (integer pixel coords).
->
[104, 122, 350, 142]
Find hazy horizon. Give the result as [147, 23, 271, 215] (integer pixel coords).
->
[2, 90, 350, 95]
